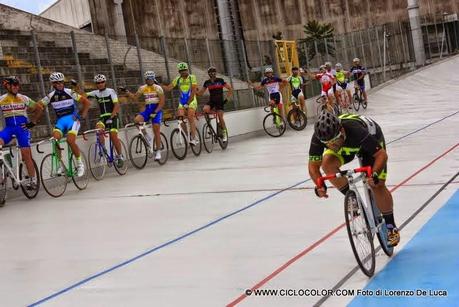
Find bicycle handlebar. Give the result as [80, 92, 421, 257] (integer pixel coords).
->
[316, 166, 372, 189]
[36, 137, 61, 154]
[82, 129, 108, 141]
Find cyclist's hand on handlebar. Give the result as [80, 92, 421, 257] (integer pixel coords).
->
[314, 186, 328, 198]
[367, 172, 380, 188]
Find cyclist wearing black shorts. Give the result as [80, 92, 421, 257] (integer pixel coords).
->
[198, 67, 232, 142]
[308, 112, 400, 247]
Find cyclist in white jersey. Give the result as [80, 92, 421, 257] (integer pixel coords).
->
[250, 67, 287, 119]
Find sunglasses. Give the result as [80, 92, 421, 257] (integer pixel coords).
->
[52, 81, 64, 84]
[179, 69, 188, 73]
[320, 131, 343, 145]
[96, 81, 106, 84]
[10, 82, 20, 86]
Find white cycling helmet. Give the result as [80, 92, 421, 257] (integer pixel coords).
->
[144, 70, 156, 80]
[94, 74, 107, 83]
[49, 72, 65, 82]
[335, 63, 343, 70]
[353, 57, 360, 63]
[264, 67, 274, 73]
[325, 61, 332, 68]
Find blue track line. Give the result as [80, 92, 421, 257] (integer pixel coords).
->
[28, 110, 459, 306]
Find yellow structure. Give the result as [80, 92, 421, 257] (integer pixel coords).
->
[274, 40, 300, 111]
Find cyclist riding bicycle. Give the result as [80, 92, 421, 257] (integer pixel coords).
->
[308, 111, 400, 247]
[123, 70, 165, 161]
[162, 62, 199, 145]
[287, 67, 306, 112]
[250, 67, 288, 121]
[35, 72, 90, 177]
[77, 74, 125, 166]
[308, 65, 335, 108]
[350, 58, 368, 104]
[334, 63, 352, 108]
[0, 76, 41, 189]
[197, 66, 233, 142]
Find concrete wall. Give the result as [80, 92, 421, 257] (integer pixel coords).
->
[39, 0, 92, 30]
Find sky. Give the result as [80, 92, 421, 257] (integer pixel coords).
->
[0, 0, 57, 15]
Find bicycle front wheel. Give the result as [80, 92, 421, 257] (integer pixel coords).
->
[154, 132, 169, 165]
[353, 94, 360, 111]
[287, 108, 307, 131]
[344, 190, 375, 277]
[88, 142, 107, 180]
[170, 128, 188, 160]
[40, 153, 67, 198]
[71, 153, 89, 190]
[263, 113, 286, 137]
[19, 159, 40, 199]
[202, 123, 215, 153]
[190, 127, 202, 156]
[362, 98, 367, 109]
[129, 135, 149, 169]
[0, 167, 7, 206]
[113, 140, 129, 175]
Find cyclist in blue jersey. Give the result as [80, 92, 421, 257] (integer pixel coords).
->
[0, 76, 41, 189]
[36, 72, 90, 177]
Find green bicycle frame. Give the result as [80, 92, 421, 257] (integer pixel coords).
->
[273, 106, 281, 127]
[51, 139, 75, 177]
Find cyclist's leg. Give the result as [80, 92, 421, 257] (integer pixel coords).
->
[96, 119, 106, 147]
[151, 110, 163, 149]
[53, 120, 66, 159]
[187, 100, 198, 140]
[14, 126, 36, 178]
[65, 118, 81, 159]
[109, 117, 121, 155]
[360, 83, 368, 102]
[326, 88, 335, 111]
[298, 92, 305, 112]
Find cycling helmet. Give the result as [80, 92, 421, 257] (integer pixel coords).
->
[314, 111, 341, 142]
[353, 57, 360, 63]
[49, 72, 65, 82]
[177, 62, 189, 71]
[335, 63, 343, 70]
[207, 66, 217, 73]
[94, 74, 107, 83]
[319, 65, 326, 72]
[324, 61, 332, 68]
[2, 76, 20, 87]
[144, 70, 156, 80]
[264, 67, 274, 73]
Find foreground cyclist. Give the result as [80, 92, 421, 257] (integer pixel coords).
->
[162, 63, 199, 145]
[197, 66, 232, 142]
[79, 74, 124, 166]
[0, 76, 40, 189]
[308, 112, 400, 247]
[36, 72, 90, 177]
[124, 71, 165, 161]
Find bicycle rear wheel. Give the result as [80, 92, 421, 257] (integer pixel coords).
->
[71, 153, 89, 190]
[344, 190, 375, 277]
[129, 135, 149, 169]
[190, 127, 202, 156]
[40, 153, 67, 198]
[154, 132, 169, 165]
[88, 142, 106, 180]
[362, 97, 367, 109]
[170, 128, 188, 160]
[202, 123, 215, 153]
[19, 159, 40, 199]
[113, 140, 129, 175]
[0, 167, 7, 206]
[353, 94, 360, 111]
[287, 108, 307, 131]
[368, 189, 394, 257]
[263, 113, 286, 137]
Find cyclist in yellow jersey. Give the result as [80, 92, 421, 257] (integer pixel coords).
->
[334, 63, 352, 107]
[124, 71, 165, 161]
[0, 76, 42, 189]
[162, 62, 199, 145]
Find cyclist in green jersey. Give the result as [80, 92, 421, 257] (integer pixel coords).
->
[334, 63, 352, 108]
[287, 67, 306, 112]
[162, 62, 199, 145]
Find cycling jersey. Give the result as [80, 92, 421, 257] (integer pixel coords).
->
[315, 72, 334, 93]
[41, 88, 81, 118]
[172, 74, 198, 108]
[308, 114, 387, 180]
[261, 76, 282, 94]
[0, 93, 35, 125]
[86, 88, 118, 117]
[0, 93, 35, 147]
[350, 66, 366, 85]
[136, 84, 163, 105]
[203, 78, 226, 110]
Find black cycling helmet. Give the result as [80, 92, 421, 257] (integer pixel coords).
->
[314, 111, 341, 142]
[2, 76, 20, 87]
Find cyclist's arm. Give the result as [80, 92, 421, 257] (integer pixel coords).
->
[155, 86, 165, 113]
[308, 135, 325, 184]
[196, 86, 207, 96]
[161, 83, 174, 92]
[25, 97, 42, 124]
[224, 82, 233, 98]
[249, 82, 263, 91]
[279, 79, 288, 90]
[111, 90, 120, 118]
[79, 95, 91, 119]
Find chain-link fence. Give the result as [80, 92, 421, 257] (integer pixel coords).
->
[1, 12, 458, 140]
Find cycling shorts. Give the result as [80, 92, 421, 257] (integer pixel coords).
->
[139, 104, 163, 125]
[354, 80, 365, 92]
[0, 116, 30, 148]
[206, 99, 225, 111]
[97, 115, 120, 132]
[321, 88, 334, 97]
[269, 92, 283, 104]
[54, 114, 80, 136]
[178, 91, 198, 110]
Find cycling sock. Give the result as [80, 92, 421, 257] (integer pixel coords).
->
[383, 212, 396, 228]
[339, 184, 349, 195]
[76, 155, 82, 161]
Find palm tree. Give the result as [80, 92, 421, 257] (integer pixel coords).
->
[299, 20, 336, 62]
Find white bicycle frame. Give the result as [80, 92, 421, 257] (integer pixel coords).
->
[125, 122, 154, 152]
[175, 117, 194, 146]
[0, 145, 24, 185]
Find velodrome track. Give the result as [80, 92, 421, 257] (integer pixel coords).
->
[0, 56, 458, 307]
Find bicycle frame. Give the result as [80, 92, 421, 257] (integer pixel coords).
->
[0, 146, 22, 184]
[125, 122, 154, 152]
[84, 129, 116, 163]
[37, 137, 74, 177]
